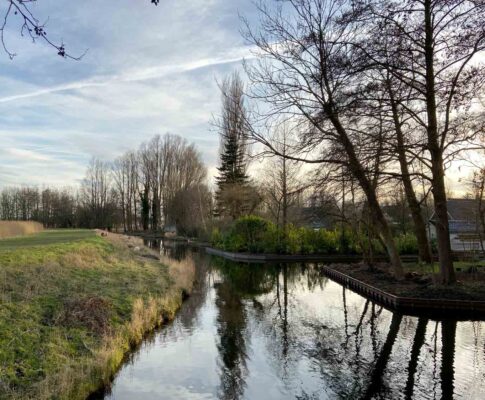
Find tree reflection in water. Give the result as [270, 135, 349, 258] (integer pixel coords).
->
[212, 259, 279, 399]
[211, 258, 483, 399]
[98, 248, 485, 400]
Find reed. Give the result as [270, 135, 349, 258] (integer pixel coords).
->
[0, 221, 43, 239]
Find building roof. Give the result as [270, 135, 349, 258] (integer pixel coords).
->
[446, 198, 479, 222]
[429, 198, 483, 234]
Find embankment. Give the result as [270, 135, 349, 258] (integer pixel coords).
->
[0, 229, 195, 400]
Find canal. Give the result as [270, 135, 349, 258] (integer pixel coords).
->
[94, 241, 485, 399]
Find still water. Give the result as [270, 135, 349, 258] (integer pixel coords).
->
[98, 241, 485, 400]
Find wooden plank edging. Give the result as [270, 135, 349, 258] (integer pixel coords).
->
[204, 247, 419, 263]
[320, 266, 485, 315]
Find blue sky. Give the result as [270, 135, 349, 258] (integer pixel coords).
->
[0, 0, 257, 187]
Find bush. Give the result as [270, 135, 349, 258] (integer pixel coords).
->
[212, 216, 421, 256]
[395, 233, 419, 255]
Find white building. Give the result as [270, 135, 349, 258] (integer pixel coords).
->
[429, 198, 485, 253]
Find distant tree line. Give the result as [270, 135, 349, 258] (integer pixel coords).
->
[0, 134, 212, 236]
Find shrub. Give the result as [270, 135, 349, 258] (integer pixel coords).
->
[395, 233, 419, 255]
[227, 215, 271, 253]
[212, 216, 421, 257]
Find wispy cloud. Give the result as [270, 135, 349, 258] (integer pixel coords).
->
[6, 148, 51, 161]
[0, 48, 253, 104]
[0, 0, 258, 187]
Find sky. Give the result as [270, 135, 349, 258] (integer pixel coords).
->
[0, 0, 480, 195]
[0, 0, 258, 188]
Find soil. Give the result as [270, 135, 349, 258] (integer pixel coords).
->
[327, 263, 485, 302]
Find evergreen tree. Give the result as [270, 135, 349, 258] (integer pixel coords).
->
[215, 72, 252, 217]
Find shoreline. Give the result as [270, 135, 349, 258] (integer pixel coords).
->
[204, 246, 420, 263]
[321, 265, 485, 318]
[79, 231, 197, 400]
[204, 246, 485, 317]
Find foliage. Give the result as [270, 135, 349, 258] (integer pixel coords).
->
[395, 233, 419, 255]
[212, 216, 352, 255]
[212, 216, 426, 256]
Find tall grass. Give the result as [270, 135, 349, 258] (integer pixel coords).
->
[161, 254, 196, 296]
[0, 221, 43, 239]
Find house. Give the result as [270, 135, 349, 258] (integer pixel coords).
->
[163, 225, 177, 238]
[429, 198, 485, 252]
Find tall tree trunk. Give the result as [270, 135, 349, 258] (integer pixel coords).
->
[151, 193, 159, 231]
[331, 114, 404, 278]
[388, 82, 433, 263]
[424, 0, 455, 284]
[282, 156, 288, 228]
[140, 185, 150, 231]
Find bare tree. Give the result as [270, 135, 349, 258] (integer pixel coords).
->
[242, 0, 405, 277]
[355, 0, 485, 284]
[261, 124, 306, 227]
[215, 71, 254, 219]
[80, 157, 118, 229]
[1, 0, 159, 59]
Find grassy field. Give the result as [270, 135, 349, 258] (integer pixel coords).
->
[0, 229, 94, 250]
[0, 229, 195, 400]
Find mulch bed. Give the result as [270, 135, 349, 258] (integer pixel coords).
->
[326, 263, 485, 302]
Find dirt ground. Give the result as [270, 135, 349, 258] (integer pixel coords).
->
[328, 262, 485, 301]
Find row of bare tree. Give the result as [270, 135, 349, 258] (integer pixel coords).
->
[0, 134, 212, 235]
[235, 0, 484, 284]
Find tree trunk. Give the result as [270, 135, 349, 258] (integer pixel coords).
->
[424, 0, 455, 284]
[330, 114, 404, 278]
[151, 193, 159, 231]
[140, 186, 150, 231]
[388, 83, 433, 264]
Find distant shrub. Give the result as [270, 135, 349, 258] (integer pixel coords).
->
[212, 216, 421, 256]
[395, 233, 419, 255]
[226, 215, 271, 253]
[0, 221, 43, 239]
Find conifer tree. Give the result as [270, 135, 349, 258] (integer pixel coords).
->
[215, 72, 252, 218]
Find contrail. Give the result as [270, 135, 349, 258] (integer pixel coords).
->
[0, 48, 254, 104]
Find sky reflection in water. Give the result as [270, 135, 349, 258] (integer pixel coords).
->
[99, 245, 485, 400]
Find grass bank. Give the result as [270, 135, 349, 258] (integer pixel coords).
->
[0, 229, 195, 400]
[0, 221, 43, 239]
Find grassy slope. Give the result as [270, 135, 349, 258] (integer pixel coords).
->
[0, 230, 192, 400]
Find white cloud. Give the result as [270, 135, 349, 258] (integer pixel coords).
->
[0, 0, 260, 187]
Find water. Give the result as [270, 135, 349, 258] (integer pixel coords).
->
[97, 242, 485, 400]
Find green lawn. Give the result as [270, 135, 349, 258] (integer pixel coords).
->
[0, 229, 95, 250]
[0, 229, 189, 400]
